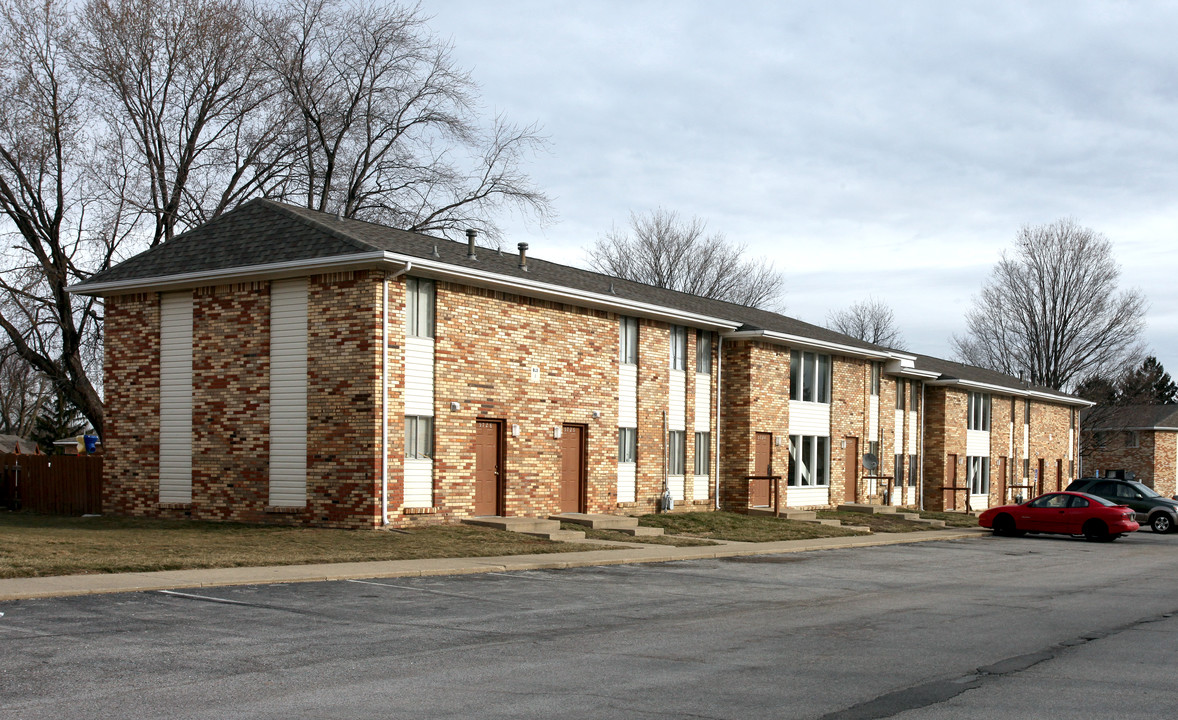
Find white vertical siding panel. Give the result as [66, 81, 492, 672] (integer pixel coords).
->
[693, 375, 710, 432]
[159, 292, 193, 503]
[618, 365, 638, 427]
[868, 396, 879, 439]
[786, 486, 829, 507]
[404, 337, 435, 416]
[269, 279, 308, 507]
[907, 414, 918, 454]
[667, 474, 685, 501]
[1023, 424, 1029, 458]
[404, 459, 433, 507]
[668, 370, 686, 431]
[893, 410, 904, 454]
[617, 463, 637, 503]
[692, 474, 709, 501]
[789, 402, 831, 437]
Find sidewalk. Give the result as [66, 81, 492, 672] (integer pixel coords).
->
[0, 528, 986, 602]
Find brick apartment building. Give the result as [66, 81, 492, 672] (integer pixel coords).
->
[1081, 405, 1178, 496]
[73, 199, 1090, 528]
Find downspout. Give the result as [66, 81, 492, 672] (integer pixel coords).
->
[382, 261, 413, 526]
[714, 334, 723, 510]
[919, 381, 926, 511]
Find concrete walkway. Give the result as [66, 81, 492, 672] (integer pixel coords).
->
[0, 528, 986, 602]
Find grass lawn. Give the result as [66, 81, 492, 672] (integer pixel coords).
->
[0, 512, 616, 579]
[557, 522, 719, 547]
[816, 510, 939, 533]
[638, 511, 866, 542]
[900, 510, 981, 528]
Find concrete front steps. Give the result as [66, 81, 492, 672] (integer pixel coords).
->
[838, 504, 947, 528]
[745, 508, 844, 526]
[461, 516, 586, 542]
[550, 513, 665, 537]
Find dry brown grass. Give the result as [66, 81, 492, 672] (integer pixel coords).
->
[0, 512, 615, 579]
[638, 511, 865, 542]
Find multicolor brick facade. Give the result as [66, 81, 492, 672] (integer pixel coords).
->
[1081, 406, 1178, 496]
[83, 199, 1091, 529]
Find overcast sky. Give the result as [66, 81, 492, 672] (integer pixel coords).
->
[426, 0, 1178, 370]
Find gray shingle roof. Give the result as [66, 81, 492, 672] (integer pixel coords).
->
[76, 198, 1085, 404]
[1081, 405, 1178, 429]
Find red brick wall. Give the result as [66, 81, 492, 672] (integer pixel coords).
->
[1082, 428, 1175, 494]
[103, 293, 160, 517]
[719, 341, 790, 510]
[831, 358, 869, 504]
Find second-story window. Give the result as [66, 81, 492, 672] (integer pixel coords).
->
[696, 330, 712, 374]
[896, 379, 906, 410]
[406, 277, 435, 338]
[789, 350, 830, 403]
[669, 326, 687, 370]
[620, 316, 638, 365]
[910, 380, 919, 410]
[870, 363, 880, 396]
[968, 392, 991, 431]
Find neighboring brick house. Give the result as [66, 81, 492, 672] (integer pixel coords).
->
[73, 199, 1089, 528]
[1081, 405, 1178, 496]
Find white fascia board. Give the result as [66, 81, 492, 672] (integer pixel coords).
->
[70, 250, 742, 331]
[927, 377, 1091, 407]
[67, 252, 390, 295]
[724, 330, 895, 360]
[393, 253, 741, 330]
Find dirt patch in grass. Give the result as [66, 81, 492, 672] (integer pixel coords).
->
[0, 512, 616, 579]
[816, 511, 935, 533]
[901, 510, 981, 528]
[638, 511, 865, 542]
[558, 523, 719, 546]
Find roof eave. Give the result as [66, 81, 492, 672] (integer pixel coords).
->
[724, 329, 900, 361]
[927, 377, 1092, 406]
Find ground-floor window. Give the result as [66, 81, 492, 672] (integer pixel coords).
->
[968, 456, 990, 495]
[788, 435, 829, 486]
[908, 453, 918, 487]
[405, 416, 433, 458]
[668, 431, 686, 475]
[694, 431, 710, 475]
[618, 427, 637, 463]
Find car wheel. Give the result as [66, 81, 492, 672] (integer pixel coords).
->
[1151, 514, 1174, 534]
[1083, 519, 1112, 542]
[992, 514, 1016, 536]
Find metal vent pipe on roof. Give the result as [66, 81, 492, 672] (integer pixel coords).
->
[466, 229, 478, 260]
[518, 242, 528, 271]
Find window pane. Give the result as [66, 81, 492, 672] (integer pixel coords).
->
[815, 437, 828, 486]
[871, 363, 880, 396]
[620, 317, 638, 365]
[803, 352, 816, 402]
[910, 381, 919, 410]
[896, 379, 905, 409]
[788, 435, 800, 486]
[694, 432, 710, 474]
[670, 326, 686, 370]
[790, 351, 800, 400]
[909, 453, 918, 487]
[817, 355, 830, 403]
[668, 431, 685, 475]
[696, 330, 712, 373]
[801, 436, 813, 485]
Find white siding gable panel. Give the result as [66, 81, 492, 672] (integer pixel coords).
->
[668, 369, 686, 431]
[269, 279, 308, 507]
[403, 458, 433, 508]
[159, 292, 193, 503]
[617, 463, 637, 503]
[404, 336, 435, 416]
[966, 429, 990, 458]
[694, 376, 710, 432]
[619, 365, 638, 427]
[789, 402, 830, 437]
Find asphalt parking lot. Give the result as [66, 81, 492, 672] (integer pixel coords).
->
[4, 531, 1178, 719]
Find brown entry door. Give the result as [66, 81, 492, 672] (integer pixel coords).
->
[945, 454, 957, 511]
[560, 425, 585, 513]
[750, 432, 773, 506]
[844, 437, 859, 503]
[474, 421, 502, 516]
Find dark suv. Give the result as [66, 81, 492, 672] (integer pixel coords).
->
[1065, 478, 1178, 533]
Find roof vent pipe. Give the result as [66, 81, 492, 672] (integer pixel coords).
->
[517, 242, 529, 271]
[466, 229, 478, 260]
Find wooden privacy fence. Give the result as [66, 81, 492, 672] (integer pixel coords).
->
[0, 453, 103, 515]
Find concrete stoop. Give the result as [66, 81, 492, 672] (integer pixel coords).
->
[461, 516, 586, 542]
[746, 508, 846, 527]
[549, 513, 665, 537]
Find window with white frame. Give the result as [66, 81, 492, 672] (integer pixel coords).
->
[895, 379, 905, 409]
[968, 456, 990, 495]
[404, 416, 433, 458]
[788, 435, 829, 486]
[789, 350, 830, 403]
[667, 430, 686, 474]
[968, 392, 991, 431]
[618, 427, 637, 463]
[405, 277, 435, 338]
[620, 317, 638, 365]
[908, 453, 918, 487]
[870, 363, 880, 396]
[669, 326, 687, 370]
[696, 330, 712, 374]
[694, 431, 710, 474]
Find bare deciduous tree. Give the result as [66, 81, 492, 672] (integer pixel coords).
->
[827, 297, 905, 348]
[586, 208, 784, 309]
[952, 218, 1146, 392]
[255, 0, 551, 241]
[0, 345, 50, 436]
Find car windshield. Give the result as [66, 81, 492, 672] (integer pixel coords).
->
[1129, 481, 1160, 498]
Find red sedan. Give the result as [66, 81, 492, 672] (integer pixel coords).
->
[979, 491, 1139, 542]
